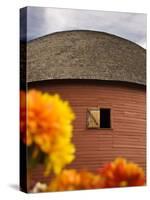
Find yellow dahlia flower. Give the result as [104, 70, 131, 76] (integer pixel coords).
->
[20, 90, 75, 175]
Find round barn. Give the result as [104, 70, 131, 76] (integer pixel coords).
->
[26, 30, 146, 185]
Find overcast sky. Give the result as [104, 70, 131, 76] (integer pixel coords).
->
[20, 7, 147, 48]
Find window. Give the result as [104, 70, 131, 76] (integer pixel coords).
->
[100, 108, 111, 128]
[87, 108, 111, 129]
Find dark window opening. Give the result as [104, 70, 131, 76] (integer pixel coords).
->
[100, 108, 111, 128]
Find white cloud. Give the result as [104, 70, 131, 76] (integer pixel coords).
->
[25, 7, 146, 48]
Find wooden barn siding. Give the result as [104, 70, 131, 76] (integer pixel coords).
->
[28, 80, 146, 186]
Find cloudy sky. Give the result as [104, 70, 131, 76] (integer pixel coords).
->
[20, 7, 147, 48]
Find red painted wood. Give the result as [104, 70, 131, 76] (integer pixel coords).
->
[28, 80, 146, 186]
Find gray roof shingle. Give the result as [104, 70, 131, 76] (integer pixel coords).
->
[24, 30, 146, 85]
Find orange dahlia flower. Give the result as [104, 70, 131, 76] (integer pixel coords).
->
[98, 158, 145, 187]
[48, 169, 104, 191]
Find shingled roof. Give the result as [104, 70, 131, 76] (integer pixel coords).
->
[25, 30, 146, 85]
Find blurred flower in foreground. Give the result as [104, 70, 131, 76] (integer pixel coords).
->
[32, 158, 145, 192]
[31, 182, 47, 193]
[20, 90, 75, 175]
[48, 169, 104, 191]
[98, 158, 145, 187]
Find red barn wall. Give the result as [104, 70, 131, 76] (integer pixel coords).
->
[28, 80, 146, 186]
